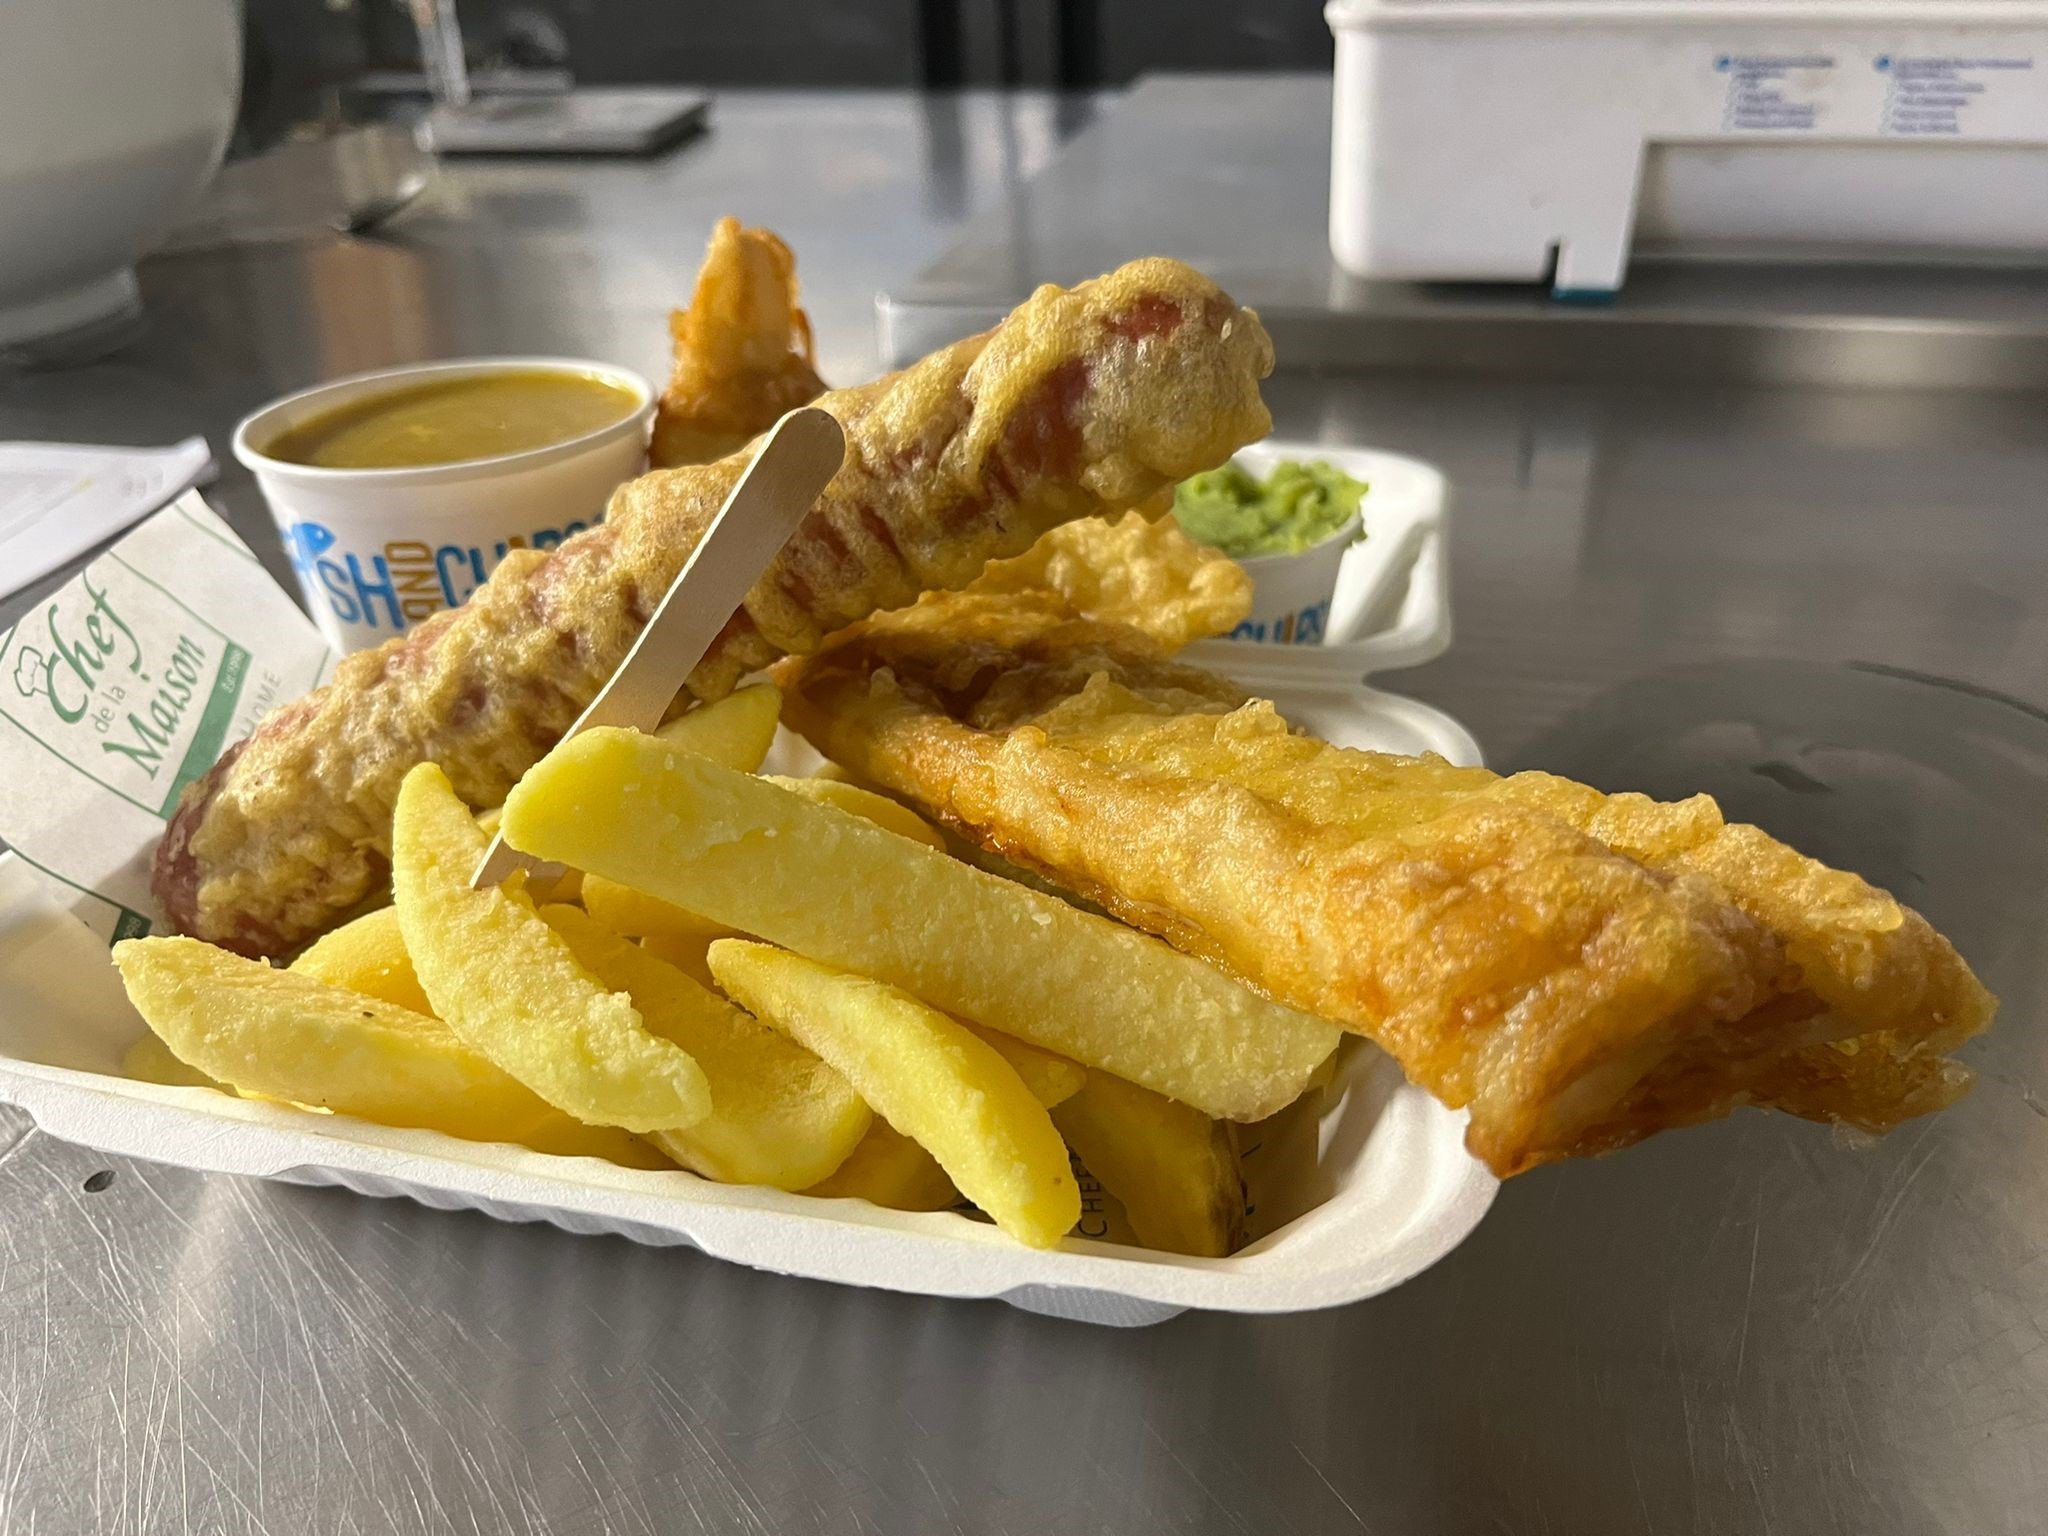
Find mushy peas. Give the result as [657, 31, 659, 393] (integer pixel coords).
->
[262, 370, 641, 470]
[1172, 459, 1367, 559]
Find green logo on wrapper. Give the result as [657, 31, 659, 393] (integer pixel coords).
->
[0, 555, 249, 819]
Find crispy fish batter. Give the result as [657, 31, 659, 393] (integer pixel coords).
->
[156, 258, 1275, 957]
[650, 218, 826, 468]
[961, 501, 1250, 648]
[780, 597, 1995, 1175]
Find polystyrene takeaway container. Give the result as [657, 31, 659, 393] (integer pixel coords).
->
[0, 490, 1487, 1328]
[0, 673, 1495, 1330]
[1326, 0, 2048, 295]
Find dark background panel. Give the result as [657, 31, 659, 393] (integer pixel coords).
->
[244, 0, 1336, 112]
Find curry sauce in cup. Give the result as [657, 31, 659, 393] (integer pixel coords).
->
[235, 358, 654, 654]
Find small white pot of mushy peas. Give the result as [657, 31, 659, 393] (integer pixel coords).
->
[1172, 459, 1367, 645]
[234, 357, 654, 655]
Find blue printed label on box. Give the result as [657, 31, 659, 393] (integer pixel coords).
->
[284, 517, 591, 639]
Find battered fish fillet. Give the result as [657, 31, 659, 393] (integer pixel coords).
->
[779, 597, 1995, 1176]
[650, 218, 827, 468]
[155, 258, 1276, 957]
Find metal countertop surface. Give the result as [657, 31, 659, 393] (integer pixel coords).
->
[3, 85, 2046, 1535]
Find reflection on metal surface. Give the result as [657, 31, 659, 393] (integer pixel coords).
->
[0, 86, 2045, 1536]
[163, 126, 437, 251]
[1508, 658, 2048, 962]
[882, 75, 2048, 390]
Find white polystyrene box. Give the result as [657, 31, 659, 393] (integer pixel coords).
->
[0, 672, 1495, 1329]
[1327, 0, 2048, 293]
[0, 488, 1494, 1327]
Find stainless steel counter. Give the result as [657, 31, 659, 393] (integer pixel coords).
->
[882, 76, 2048, 391]
[4, 84, 2046, 1535]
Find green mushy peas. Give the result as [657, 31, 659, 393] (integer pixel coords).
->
[1172, 459, 1367, 559]
[262, 369, 640, 470]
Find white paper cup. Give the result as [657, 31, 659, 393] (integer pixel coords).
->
[233, 357, 655, 655]
[1223, 512, 1364, 646]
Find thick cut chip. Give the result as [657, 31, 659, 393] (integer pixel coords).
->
[803, 1028, 1084, 1213]
[580, 876, 735, 944]
[969, 1026, 1086, 1109]
[541, 905, 870, 1189]
[118, 936, 677, 1171]
[514, 1117, 677, 1170]
[657, 683, 782, 769]
[391, 762, 710, 1134]
[568, 685, 784, 940]
[578, 768, 946, 940]
[114, 937, 577, 1142]
[1052, 1071, 1246, 1257]
[709, 940, 1079, 1248]
[290, 906, 432, 1014]
[122, 1029, 226, 1090]
[805, 1122, 962, 1212]
[501, 731, 1338, 1120]
[762, 776, 946, 849]
[639, 932, 719, 991]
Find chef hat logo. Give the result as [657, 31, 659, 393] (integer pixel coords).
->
[12, 647, 49, 705]
[282, 520, 338, 574]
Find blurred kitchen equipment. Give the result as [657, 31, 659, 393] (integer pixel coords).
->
[162, 124, 435, 249]
[0, 0, 240, 364]
[881, 75, 2048, 393]
[405, 0, 709, 156]
[1327, 0, 2048, 295]
[422, 89, 712, 156]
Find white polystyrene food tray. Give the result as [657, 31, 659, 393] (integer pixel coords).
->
[1183, 439, 1452, 688]
[0, 683, 1496, 1328]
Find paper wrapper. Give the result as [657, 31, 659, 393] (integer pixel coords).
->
[0, 437, 214, 601]
[0, 494, 332, 941]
